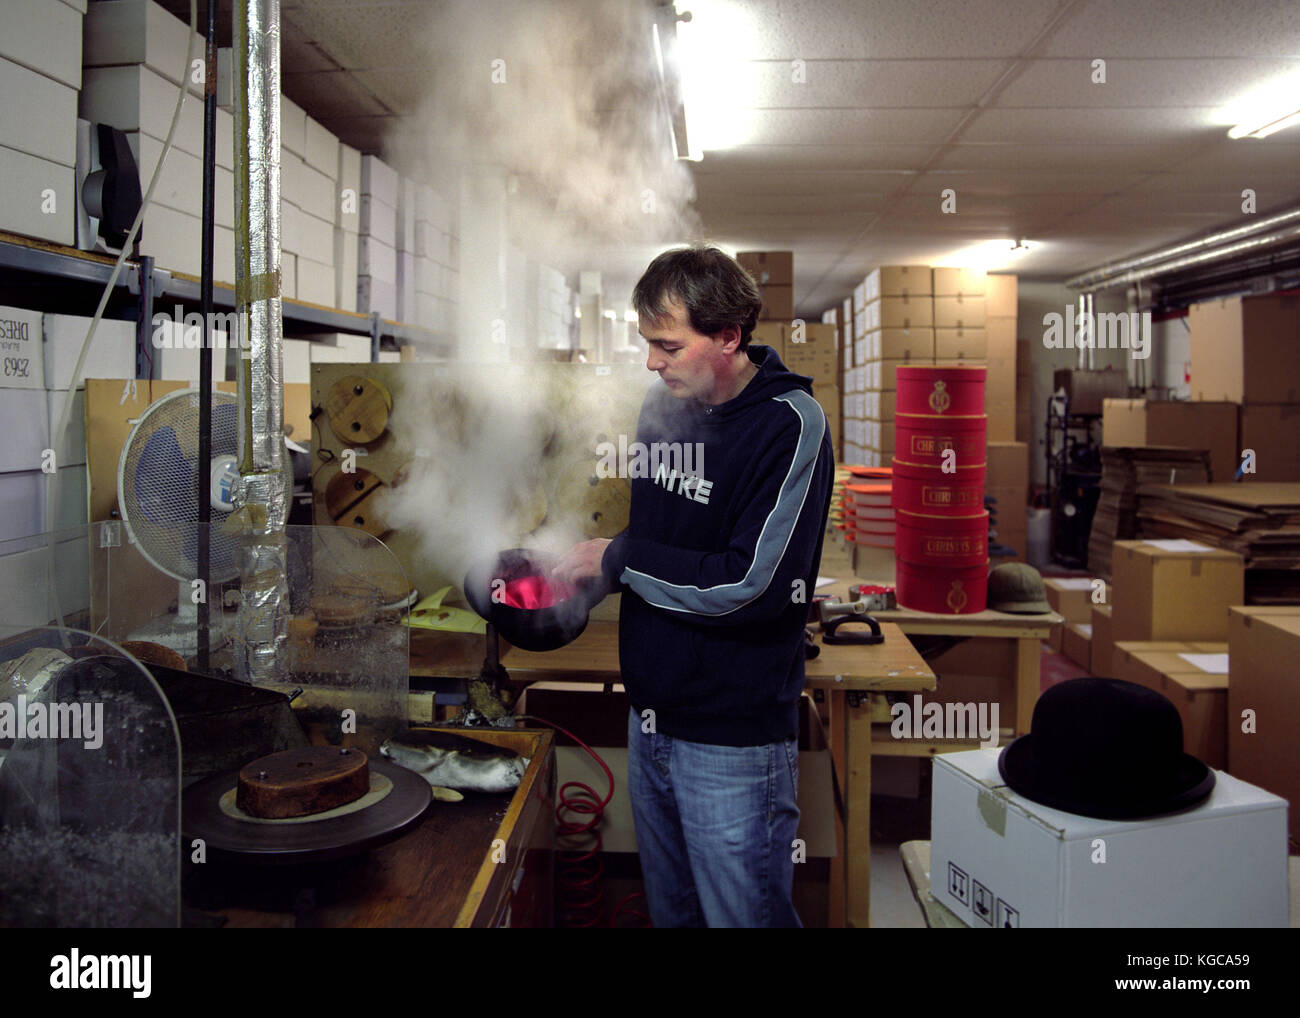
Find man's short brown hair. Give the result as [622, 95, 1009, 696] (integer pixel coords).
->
[632, 246, 764, 349]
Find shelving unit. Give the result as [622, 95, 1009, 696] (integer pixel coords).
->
[0, 231, 452, 369]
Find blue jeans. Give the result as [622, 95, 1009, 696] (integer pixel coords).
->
[626, 707, 802, 928]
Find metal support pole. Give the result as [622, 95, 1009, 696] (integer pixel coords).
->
[197, 0, 219, 671]
[136, 255, 155, 379]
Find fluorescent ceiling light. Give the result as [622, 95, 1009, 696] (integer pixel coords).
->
[1229, 108, 1300, 139]
[932, 239, 1034, 272]
[623, 310, 638, 322]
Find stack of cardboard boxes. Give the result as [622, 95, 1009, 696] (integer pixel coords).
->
[281, 98, 339, 307]
[739, 251, 794, 322]
[0, 0, 84, 246]
[1188, 293, 1300, 482]
[358, 155, 399, 320]
[80, 0, 236, 278]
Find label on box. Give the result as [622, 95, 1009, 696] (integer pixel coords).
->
[0, 306, 45, 389]
[1177, 652, 1229, 674]
[1052, 577, 1095, 590]
[1142, 539, 1214, 553]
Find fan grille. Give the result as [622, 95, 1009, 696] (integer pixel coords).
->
[120, 391, 242, 583]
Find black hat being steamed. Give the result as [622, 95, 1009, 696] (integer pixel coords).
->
[998, 676, 1215, 821]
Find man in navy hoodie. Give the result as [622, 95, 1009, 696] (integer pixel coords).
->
[554, 246, 835, 927]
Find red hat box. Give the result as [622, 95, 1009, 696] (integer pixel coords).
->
[895, 560, 988, 613]
[895, 364, 987, 416]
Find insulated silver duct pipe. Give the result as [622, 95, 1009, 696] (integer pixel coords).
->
[1066, 206, 1300, 292]
[231, 0, 287, 683]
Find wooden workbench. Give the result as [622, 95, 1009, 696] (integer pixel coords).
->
[841, 594, 1063, 739]
[184, 727, 556, 928]
[493, 619, 936, 928]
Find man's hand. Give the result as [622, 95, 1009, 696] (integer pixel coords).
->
[552, 538, 612, 586]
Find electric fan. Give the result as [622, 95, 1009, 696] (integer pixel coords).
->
[117, 389, 287, 656]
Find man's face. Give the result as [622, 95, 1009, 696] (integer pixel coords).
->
[640, 296, 733, 403]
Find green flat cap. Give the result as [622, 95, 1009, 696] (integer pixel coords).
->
[987, 562, 1052, 614]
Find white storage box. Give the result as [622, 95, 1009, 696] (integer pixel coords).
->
[360, 155, 397, 206]
[359, 236, 397, 284]
[931, 748, 1289, 928]
[0, 0, 84, 90]
[298, 212, 335, 266]
[0, 389, 51, 472]
[44, 314, 135, 390]
[360, 194, 396, 248]
[299, 161, 337, 223]
[0, 58, 78, 167]
[280, 95, 306, 157]
[303, 116, 339, 176]
[356, 276, 396, 319]
[81, 66, 234, 167]
[0, 147, 75, 246]
[83, 0, 205, 96]
[296, 256, 335, 308]
[0, 306, 46, 390]
[334, 229, 358, 313]
[127, 132, 234, 227]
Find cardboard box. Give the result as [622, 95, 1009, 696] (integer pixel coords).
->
[1113, 641, 1230, 768]
[985, 484, 1026, 538]
[865, 265, 931, 300]
[1044, 577, 1100, 624]
[359, 235, 397, 284]
[986, 274, 1017, 318]
[0, 0, 84, 90]
[934, 327, 987, 360]
[1110, 540, 1244, 643]
[360, 154, 398, 206]
[0, 146, 75, 246]
[356, 275, 397, 319]
[1090, 603, 1114, 677]
[873, 327, 934, 360]
[1239, 403, 1300, 482]
[303, 115, 339, 177]
[931, 267, 986, 297]
[933, 295, 987, 330]
[0, 58, 78, 167]
[758, 285, 794, 321]
[43, 314, 136, 390]
[874, 295, 933, 330]
[1227, 607, 1300, 843]
[737, 251, 793, 287]
[1101, 399, 1239, 484]
[0, 305, 46, 390]
[83, 0, 206, 96]
[1062, 623, 1092, 669]
[297, 256, 336, 308]
[1188, 293, 1300, 404]
[931, 748, 1288, 927]
[127, 132, 234, 227]
[334, 230, 358, 312]
[783, 323, 838, 382]
[985, 441, 1027, 490]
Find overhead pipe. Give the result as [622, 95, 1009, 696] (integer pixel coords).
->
[1066, 206, 1300, 292]
[231, 0, 288, 683]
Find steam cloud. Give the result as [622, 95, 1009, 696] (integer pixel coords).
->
[373, 0, 702, 594]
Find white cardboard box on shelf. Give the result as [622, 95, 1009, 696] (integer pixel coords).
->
[81, 66, 235, 168]
[337, 149, 360, 232]
[359, 194, 396, 248]
[360, 155, 398, 206]
[282, 252, 297, 300]
[0, 147, 75, 247]
[0, 534, 90, 624]
[396, 178, 417, 253]
[0, 470, 87, 546]
[0, 389, 51, 472]
[280, 95, 306, 157]
[282, 339, 311, 385]
[0, 306, 46, 390]
[396, 251, 416, 323]
[83, 0, 205, 96]
[299, 162, 337, 224]
[137, 203, 235, 280]
[359, 236, 397, 284]
[149, 319, 230, 383]
[128, 133, 234, 227]
[298, 211, 336, 266]
[296, 256, 335, 308]
[43, 314, 135, 390]
[281, 200, 303, 255]
[356, 276, 397, 319]
[334, 230, 358, 313]
[46, 388, 86, 467]
[0, 0, 84, 90]
[0, 58, 78, 168]
[931, 749, 1288, 928]
[303, 116, 339, 177]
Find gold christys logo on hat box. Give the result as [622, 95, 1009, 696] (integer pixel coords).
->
[946, 580, 967, 613]
[929, 380, 951, 413]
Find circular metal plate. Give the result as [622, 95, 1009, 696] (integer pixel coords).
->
[182, 756, 431, 865]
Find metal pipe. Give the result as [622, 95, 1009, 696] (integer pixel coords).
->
[1067, 206, 1300, 291]
[1074, 221, 1300, 294]
[232, 0, 288, 684]
[197, 0, 217, 672]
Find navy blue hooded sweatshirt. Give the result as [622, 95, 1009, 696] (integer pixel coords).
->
[599, 344, 835, 746]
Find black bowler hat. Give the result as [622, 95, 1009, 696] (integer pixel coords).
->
[998, 677, 1216, 820]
